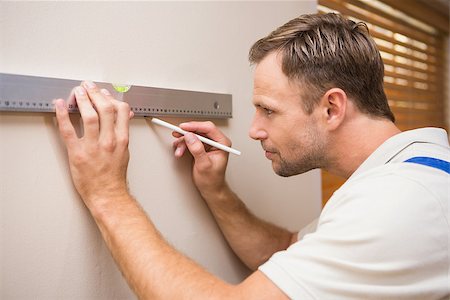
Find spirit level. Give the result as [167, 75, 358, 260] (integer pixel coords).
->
[0, 73, 232, 119]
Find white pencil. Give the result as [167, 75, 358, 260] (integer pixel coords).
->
[150, 117, 241, 156]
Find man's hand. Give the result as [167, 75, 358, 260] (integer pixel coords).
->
[55, 81, 133, 209]
[172, 121, 231, 198]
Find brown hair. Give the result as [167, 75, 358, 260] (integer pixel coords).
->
[249, 13, 395, 122]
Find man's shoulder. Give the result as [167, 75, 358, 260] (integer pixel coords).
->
[338, 159, 447, 199]
[323, 161, 448, 227]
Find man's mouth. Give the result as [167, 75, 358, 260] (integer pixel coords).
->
[261, 142, 277, 159]
[263, 146, 276, 160]
[265, 150, 274, 160]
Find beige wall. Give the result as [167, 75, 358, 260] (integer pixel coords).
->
[0, 1, 320, 299]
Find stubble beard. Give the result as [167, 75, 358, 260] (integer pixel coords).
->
[275, 150, 325, 177]
[273, 128, 327, 177]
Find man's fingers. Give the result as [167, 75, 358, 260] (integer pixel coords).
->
[172, 131, 219, 157]
[173, 138, 187, 158]
[54, 98, 77, 148]
[172, 131, 183, 138]
[179, 121, 231, 146]
[112, 98, 131, 147]
[82, 82, 115, 142]
[184, 133, 212, 169]
[73, 86, 100, 139]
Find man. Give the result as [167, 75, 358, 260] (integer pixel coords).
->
[55, 13, 449, 299]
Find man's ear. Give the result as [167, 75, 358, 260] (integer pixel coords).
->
[320, 88, 347, 131]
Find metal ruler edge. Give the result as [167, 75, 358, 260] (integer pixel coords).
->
[0, 73, 233, 119]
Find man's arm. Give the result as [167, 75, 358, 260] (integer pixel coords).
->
[197, 181, 297, 271]
[78, 188, 288, 299]
[54, 81, 290, 299]
[173, 124, 298, 270]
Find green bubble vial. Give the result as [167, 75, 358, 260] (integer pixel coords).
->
[112, 84, 131, 93]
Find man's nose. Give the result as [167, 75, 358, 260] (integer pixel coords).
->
[249, 116, 268, 141]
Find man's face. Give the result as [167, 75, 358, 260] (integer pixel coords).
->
[249, 52, 327, 177]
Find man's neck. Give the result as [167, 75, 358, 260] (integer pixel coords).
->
[326, 116, 401, 179]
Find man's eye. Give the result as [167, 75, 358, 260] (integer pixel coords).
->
[264, 108, 273, 115]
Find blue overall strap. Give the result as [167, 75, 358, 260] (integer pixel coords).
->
[404, 156, 450, 174]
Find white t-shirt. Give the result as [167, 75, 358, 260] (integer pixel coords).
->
[259, 128, 450, 300]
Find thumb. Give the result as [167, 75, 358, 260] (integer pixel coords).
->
[184, 133, 212, 169]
